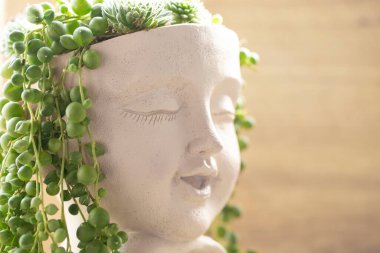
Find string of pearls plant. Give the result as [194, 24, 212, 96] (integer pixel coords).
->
[0, 0, 259, 252]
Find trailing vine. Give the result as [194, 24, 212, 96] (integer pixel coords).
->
[0, 0, 259, 252]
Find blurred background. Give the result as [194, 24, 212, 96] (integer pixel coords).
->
[1, 0, 380, 252]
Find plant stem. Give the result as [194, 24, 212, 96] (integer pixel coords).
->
[77, 48, 101, 206]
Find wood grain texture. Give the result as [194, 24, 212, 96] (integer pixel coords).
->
[2, 0, 380, 252]
[203, 0, 380, 252]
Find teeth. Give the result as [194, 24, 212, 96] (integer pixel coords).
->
[180, 176, 209, 190]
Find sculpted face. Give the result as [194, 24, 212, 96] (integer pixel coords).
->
[67, 24, 242, 242]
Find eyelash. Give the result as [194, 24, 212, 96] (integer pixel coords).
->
[213, 111, 236, 119]
[121, 109, 178, 125]
[121, 109, 235, 126]
[211, 110, 236, 123]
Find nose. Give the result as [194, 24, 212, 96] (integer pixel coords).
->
[186, 116, 224, 156]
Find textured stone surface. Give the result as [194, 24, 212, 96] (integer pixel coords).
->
[56, 24, 242, 253]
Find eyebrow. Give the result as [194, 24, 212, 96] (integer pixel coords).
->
[109, 76, 184, 102]
[110, 75, 243, 102]
[216, 76, 243, 101]
[222, 76, 244, 88]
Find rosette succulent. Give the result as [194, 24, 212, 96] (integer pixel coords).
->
[167, 0, 211, 24]
[103, 0, 172, 33]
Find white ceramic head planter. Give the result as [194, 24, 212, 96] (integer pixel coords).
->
[61, 23, 242, 253]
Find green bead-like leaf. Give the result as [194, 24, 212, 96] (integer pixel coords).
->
[26, 5, 44, 24]
[84, 142, 105, 157]
[71, 0, 92, 16]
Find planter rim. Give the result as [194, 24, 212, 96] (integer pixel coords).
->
[54, 22, 240, 68]
[89, 23, 238, 48]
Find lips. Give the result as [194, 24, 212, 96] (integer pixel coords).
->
[180, 175, 211, 190]
[176, 157, 218, 201]
[178, 176, 212, 200]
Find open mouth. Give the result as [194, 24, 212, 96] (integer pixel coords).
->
[180, 175, 210, 190]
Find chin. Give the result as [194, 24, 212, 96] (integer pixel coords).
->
[151, 204, 216, 242]
[155, 221, 210, 242]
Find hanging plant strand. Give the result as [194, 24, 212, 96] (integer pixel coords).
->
[0, 0, 259, 252]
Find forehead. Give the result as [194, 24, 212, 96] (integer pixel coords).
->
[85, 24, 242, 100]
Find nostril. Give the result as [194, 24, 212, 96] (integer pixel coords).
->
[187, 135, 223, 156]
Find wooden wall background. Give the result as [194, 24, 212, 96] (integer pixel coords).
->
[1, 0, 380, 252]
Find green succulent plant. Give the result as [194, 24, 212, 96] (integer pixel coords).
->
[0, 20, 30, 56]
[103, 0, 172, 33]
[0, 0, 259, 252]
[167, 0, 205, 24]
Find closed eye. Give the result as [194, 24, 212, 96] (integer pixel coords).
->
[212, 111, 236, 121]
[121, 108, 179, 125]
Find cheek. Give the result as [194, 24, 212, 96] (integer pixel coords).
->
[218, 122, 240, 170]
[219, 127, 240, 183]
[90, 104, 183, 183]
[211, 124, 241, 206]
